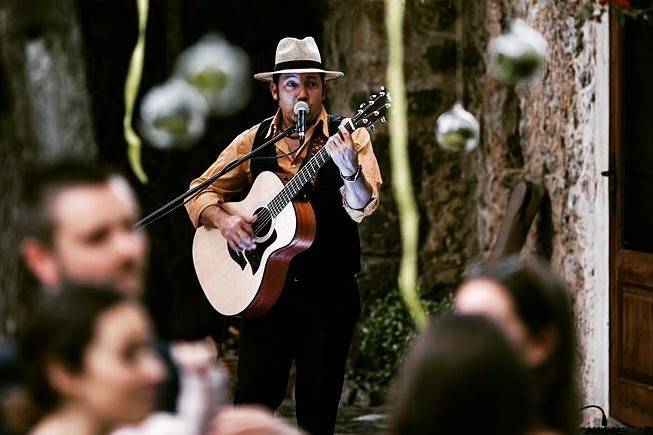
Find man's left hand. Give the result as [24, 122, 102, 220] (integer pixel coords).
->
[325, 120, 358, 177]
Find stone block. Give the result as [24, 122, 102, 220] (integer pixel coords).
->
[426, 40, 458, 73]
[407, 88, 444, 116]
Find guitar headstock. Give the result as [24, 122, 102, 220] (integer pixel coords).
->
[350, 87, 391, 131]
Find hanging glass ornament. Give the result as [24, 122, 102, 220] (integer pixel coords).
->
[488, 18, 548, 85]
[435, 103, 480, 153]
[139, 79, 209, 150]
[175, 33, 251, 116]
[433, 0, 480, 154]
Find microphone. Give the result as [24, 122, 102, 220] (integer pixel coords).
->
[293, 101, 309, 145]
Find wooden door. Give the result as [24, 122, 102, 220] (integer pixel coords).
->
[610, 10, 653, 426]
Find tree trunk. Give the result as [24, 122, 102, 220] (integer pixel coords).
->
[0, 0, 96, 336]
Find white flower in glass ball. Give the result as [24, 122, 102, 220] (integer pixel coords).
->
[488, 18, 548, 85]
[175, 33, 251, 116]
[139, 79, 209, 150]
[435, 103, 480, 153]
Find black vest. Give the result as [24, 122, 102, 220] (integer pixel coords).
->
[250, 116, 361, 279]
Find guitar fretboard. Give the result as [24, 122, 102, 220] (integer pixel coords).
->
[267, 122, 355, 217]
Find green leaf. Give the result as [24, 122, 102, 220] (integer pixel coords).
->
[580, 4, 594, 22]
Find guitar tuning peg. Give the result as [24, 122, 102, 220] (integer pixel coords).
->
[380, 86, 385, 91]
[379, 91, 386, 96]
[380, 116, 387, 123]
[362, 119, 369, 124]
[373, 111, 380, 116]
[370, 94, 377, 99]
[359, 103, 366, 109]
[385, 103, 391, 109]
[357, 109, 363, 115]
[370, 124, 375, 130]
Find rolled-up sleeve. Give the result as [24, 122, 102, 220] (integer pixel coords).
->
[185, 127, 257, 228]
[340, 127, 382, 223]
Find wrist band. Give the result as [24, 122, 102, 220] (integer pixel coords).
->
[340, 165, 362, 182]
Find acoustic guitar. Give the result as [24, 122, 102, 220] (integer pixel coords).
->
[193, 88, 390, 317]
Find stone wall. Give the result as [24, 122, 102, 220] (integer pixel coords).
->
[464, 1, 610, 420]
[323, 0, 481, 404]
[325, 0, 610, 420]
[324, 0, 479, 301]
[0, 0, 96, 335]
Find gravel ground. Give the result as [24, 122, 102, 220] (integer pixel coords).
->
[277, 399, 388, 434]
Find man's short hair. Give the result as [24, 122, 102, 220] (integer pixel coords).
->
[19, 160, 118, 246]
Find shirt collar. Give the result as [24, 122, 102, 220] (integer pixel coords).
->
[265, 106, 330, 139]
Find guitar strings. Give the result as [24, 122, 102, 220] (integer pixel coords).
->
[252, 143, 335, 233]
[249, 96, 385, 235]
[250, 121, 377, 234]
[252, 146, 330, 234]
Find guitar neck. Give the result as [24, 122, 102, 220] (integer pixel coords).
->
[267, 121, 355, 217]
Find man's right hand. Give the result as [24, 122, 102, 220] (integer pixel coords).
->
[200, 205, 257, 251]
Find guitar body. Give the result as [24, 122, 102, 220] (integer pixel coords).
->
[192, 171, 315, 317]
[191, 87, 389, 318]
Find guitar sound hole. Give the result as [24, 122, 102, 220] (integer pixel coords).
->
[253, 207, 272, 237]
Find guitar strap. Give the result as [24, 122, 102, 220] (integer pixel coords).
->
[251, 115, 344, 186]
[300, 115, 344, 164]
[327, 115, 345, 136]
[298, 133, 325, 185]
[296, 115, 344, 190]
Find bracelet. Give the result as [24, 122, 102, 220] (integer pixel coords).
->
[340, 165, 362, 182]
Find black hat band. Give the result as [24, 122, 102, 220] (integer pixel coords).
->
[274, 60, 324, 71]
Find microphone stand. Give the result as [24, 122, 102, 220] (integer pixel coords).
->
[135, 124, 297, 230]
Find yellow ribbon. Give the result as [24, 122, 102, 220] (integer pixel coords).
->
[385, 0, 427, 327]
[123, 0, 149, 183]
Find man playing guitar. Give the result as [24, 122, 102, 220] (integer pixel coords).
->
[186, 36, 382, 435]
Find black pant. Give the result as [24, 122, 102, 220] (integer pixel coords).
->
[234, 273, 360, 435]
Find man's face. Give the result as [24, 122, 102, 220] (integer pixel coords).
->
[37, 178, 148, 297]
[270, 73, 325, 129]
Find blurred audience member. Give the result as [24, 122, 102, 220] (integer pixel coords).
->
[455, 256, 579, 435]
[2, 160, 227, 434]
[2, 161, 151, 432]
[114, 340, 228, 435]
[17, 286, 165, 435]
[19, 161, 147, 296]
[209, 406, 305, 435]
[389, 314, 532, 435]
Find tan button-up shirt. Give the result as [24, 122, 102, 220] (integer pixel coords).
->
[185, 106, 382, 227]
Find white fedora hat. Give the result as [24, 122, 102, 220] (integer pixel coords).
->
[253, 36, 344, 82]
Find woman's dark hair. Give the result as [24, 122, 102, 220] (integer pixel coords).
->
[467, 256, 580, 435]
[389, 314, 532, 435]
[17, 285, 127, 414]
